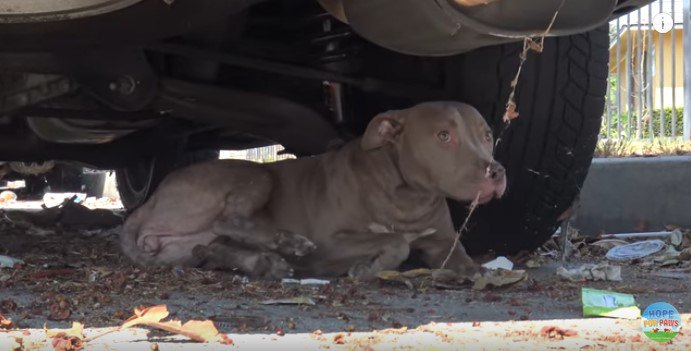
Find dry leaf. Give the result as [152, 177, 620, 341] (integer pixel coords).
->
[0, 313, 12, 329]
[540, 325, 577, 339]
[10, 337, 23, 351]
[48, 303, 71, 321]
[333, 333, 346, 344]
[377, 268, 460, 288]
[46, 322, 84, 351]
[472, 269, 527, 290]
[376, 271, 414, 289]
[503, 101, 520, 122]
[120, 305, 232, 344]
[401, 268, 433, 279]
[121, 305, 169, 329]
[46, 322, 84, 339]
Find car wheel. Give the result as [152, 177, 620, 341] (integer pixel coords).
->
[115, 150, 219, 210]
[350, 25, 607, 255]
[447, 26, 608, 254]
[115, 156, 158, 210]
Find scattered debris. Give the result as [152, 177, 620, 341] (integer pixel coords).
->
[43, 193, 87, 208]
[589, 239, 629, 250]
[48, 299, 72, 321]
[0, 313, 12, 329]
[281, 278, 330, 286]
[539, 325, 577, 340]
[652, 270, 691, 280]
[260, 297, 316, 306]
[639, 245, 682, 267]
[472, 269, 527, 290]
[581, 287, 640, 319]
[606, 239, 666, 261]
[333, 333, 346, 344]
[9, 336, 23, 351]
[4, 198, 122, 230]
[482, 256, 513, 271]
[680, 247, 691, 261]
[46, 322, 84, 351]
[523, 255, 546, 268]
[0, 255, 23, 268]
[598, 230, 682, 245]
[556, 263, 622, 282]
[376, 268, 463, 289]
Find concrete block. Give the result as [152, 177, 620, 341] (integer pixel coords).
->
[574, 156, 691, 235]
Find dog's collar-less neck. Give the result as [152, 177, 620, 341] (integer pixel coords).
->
[355, 144, 442, 225]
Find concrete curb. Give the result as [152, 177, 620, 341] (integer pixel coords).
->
[574, 156, 691, 235]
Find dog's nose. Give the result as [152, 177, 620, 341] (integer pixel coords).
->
[488, 162, 505, 181]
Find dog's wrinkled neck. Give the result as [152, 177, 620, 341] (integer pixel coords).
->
[354, 143, 442, 224]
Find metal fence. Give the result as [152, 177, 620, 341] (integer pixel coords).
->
[603, 0, 691, 140]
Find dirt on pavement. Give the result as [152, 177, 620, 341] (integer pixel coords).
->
[0, 207, 689, 350]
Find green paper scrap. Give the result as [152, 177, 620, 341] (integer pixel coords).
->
[582, 287, 641, 319]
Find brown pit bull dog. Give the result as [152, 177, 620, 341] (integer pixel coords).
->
[120, 101, 506, 279]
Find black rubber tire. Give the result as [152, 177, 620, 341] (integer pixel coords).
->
[115, 150, 219, 210]
[447, 26, 609, 254]
[350, 26, 608, 255]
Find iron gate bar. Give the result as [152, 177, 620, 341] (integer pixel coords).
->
[659, 0, 665, 136]
[638, 9, 644, 138]
[671, 0, 677, 136]
[617, 17, 622, 137]
[627, 12, 634, 137]
[685, 0, 691, 140]
[648, 3, 655, 139]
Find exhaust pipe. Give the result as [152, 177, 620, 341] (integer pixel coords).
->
[319, 0, 617, 56]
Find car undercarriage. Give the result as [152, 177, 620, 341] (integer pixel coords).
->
[0, 0, 654, 252]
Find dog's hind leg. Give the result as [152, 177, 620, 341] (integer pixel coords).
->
[214, 170, 316, 257]
[304, 232, 412, 279]
[192, 236, 293, 279]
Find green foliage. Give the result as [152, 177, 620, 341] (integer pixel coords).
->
[601, 107, 685, 139]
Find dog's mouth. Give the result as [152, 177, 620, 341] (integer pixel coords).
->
[477, 178, 507, 204]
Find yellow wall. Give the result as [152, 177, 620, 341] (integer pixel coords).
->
[609, 27, 684, 110]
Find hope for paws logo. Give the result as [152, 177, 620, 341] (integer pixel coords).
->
[641, 302, 681, 342]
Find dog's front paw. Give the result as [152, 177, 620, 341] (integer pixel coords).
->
[347, 261, 379, 281]
[275, 231, 317, 257]
[254, 252, 294, 279]
[192, 243, 226, 270]
[455, 262, 482, 280]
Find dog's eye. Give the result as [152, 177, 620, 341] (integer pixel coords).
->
[437, 131, 451, 143]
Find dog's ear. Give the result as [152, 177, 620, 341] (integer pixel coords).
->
[361, 111, 404, 151]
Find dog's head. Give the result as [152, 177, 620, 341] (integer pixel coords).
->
[361, 101, 506, 204]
